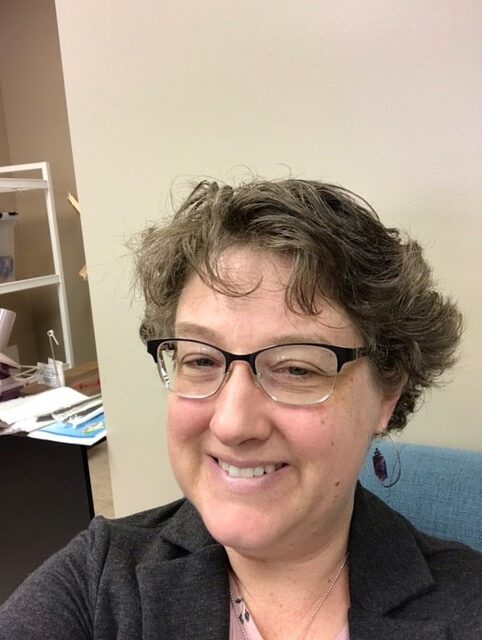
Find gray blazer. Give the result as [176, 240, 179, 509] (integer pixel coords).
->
[0, 485, 481, 639]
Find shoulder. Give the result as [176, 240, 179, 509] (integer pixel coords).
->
[85, 497, 203, 561]
[0, 499, 210, 640]
[360, 486, 482, 576]
[350, 487, 482, 637]
[412, 525, 482, 592]
[399, 513, 482, 636]
[361, 486, 482, 571]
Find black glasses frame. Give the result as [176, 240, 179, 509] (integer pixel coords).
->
[147, 338, 368, 376]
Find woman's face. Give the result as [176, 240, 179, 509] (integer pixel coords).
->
[167, 247, 397, 560]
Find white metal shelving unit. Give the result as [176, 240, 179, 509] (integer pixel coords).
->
[0, 161, 74, 367]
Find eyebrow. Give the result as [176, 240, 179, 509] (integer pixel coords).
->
[174, 322, 219, 342]
[173, 322, 337, 347]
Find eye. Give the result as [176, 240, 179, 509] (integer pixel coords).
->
[285, 365, 313, 377]
[272, 361, 321, 379]
[176, 348, 225, 377]
[260, 345, 337, 380]
[183, 355, 219, 369]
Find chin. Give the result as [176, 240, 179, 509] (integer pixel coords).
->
[196, 498, 286, 555]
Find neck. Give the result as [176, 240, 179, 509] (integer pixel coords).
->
[227, 541, 350, 640]
[227, 529, 349, 599]
[225, 504, 352, 640]
[226, 490, 352, 590]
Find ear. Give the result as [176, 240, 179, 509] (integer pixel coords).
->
[373, 386, 404, 436]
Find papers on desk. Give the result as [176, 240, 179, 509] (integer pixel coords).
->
[0, 386, 106, 445]
[0, 387, 87, 434]
[29, 413, 106, 446]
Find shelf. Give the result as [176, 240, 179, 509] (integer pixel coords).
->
[0, 178, 49, 193]
[0, 274, 60, 294]
[0, 161, 73, 367]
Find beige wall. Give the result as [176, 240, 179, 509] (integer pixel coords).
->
[55, 0, 482, 516]
[0, 85, 11, 169]
[0, 0, 96, 365]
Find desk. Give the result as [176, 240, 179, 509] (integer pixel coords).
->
[0, 363, 102, 603]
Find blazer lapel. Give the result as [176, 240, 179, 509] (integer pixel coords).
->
[348, 485, 450, 639]
[137, 545, 229, 640]
[136, 500, 230, 640]
[134, 490, 453, 639]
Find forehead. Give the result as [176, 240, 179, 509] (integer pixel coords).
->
[175, 247, 361, 348]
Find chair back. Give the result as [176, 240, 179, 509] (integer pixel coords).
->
[359, 441, 482, 552]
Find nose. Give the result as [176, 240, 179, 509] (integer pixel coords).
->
[209, 361, 273, 446]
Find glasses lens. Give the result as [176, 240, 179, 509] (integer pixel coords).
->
[158, 340, 226, 398]
[256, 344, 338, 405]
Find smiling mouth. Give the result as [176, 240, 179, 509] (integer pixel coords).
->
[215, 458, 287, 478]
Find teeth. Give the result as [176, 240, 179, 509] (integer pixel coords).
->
[219, 460, 283, 478]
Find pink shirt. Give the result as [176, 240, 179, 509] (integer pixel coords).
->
[229, 574, 350, 640]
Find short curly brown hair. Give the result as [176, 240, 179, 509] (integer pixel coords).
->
[135, 178, 463, 431]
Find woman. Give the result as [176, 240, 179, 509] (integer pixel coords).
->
[1, 178, 480, 639]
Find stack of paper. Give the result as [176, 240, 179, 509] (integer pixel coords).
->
[0, 386, 106, 446]
[29, 413, 105, 446]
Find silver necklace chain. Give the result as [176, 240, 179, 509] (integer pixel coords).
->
[230, 552, 349, 640]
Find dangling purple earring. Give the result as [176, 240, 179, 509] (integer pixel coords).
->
[372, 448, 388, 482]
[371, 432, 401, 488]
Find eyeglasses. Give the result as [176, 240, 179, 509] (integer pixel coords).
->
[147, 338, 368, 406]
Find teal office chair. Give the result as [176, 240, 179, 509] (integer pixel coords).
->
[359, 442, 482, 552]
